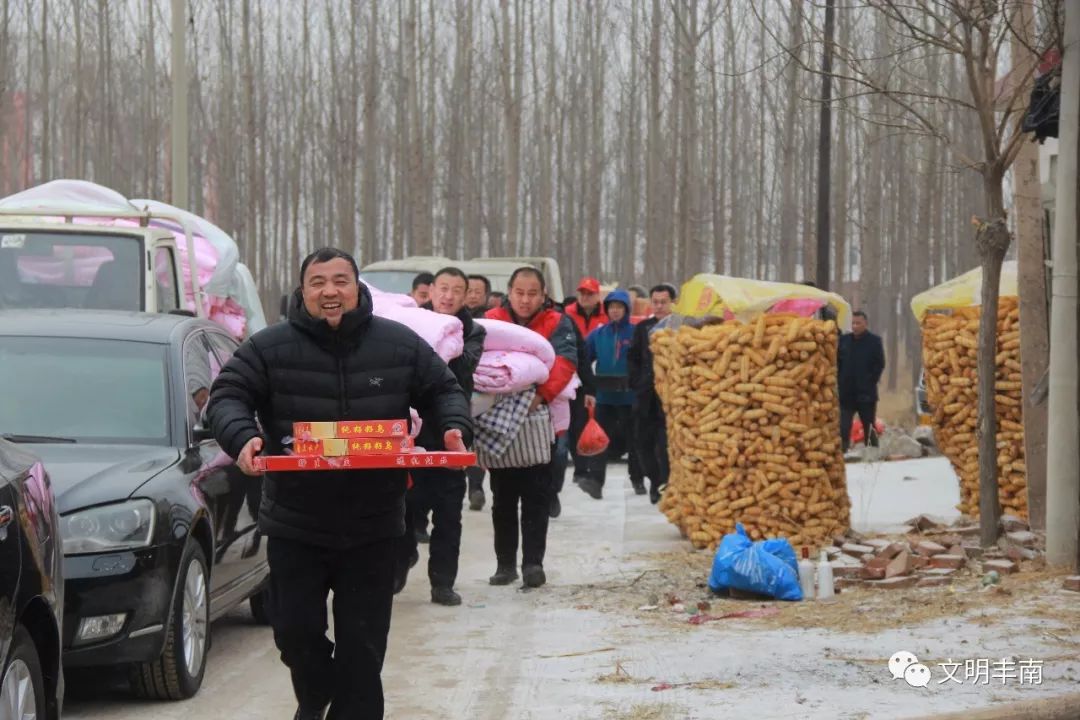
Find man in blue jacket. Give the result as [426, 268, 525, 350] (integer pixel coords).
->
[579, 289, 637, 500]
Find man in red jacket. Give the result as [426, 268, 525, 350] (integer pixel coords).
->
[564, 277, 608, 338]
[484, 267, 577, 588]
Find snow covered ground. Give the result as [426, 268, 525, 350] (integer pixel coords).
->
[846, 456, 962, 532]
[65, 458, 1079, 720]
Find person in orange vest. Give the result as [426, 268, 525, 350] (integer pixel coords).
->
[564, 277, 608, 338]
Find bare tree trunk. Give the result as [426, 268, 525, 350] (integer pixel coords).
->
[537, 0, 555, 257]
[644, 0, 662, 275]
[498, 0, 522, 255]
[446, 0, 472, 256]
[362, 0, 379, 266]
[975, 198, 1010, 547]
[242, 0, 258, 267]
[777, 0, 802, 282]
[39, 0, 48, 180]
[405, 0, 428, 254]
[585, 0, 604, 275]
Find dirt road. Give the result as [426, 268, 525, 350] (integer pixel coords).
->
[64, 462, 1080, 720]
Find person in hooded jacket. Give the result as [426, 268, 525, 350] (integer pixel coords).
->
[579, 289, 637, 500]
[395, 267, 486, 606]
[484, 267, 577, 588]
[207, 247, 472, 720]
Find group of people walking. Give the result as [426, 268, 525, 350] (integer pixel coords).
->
[206, 249, 679, 719]
[207, 248, 886, 720]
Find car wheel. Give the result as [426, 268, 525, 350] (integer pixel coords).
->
[1, 625, 47, 720]
[249, 585, 273, 626]
[130, 542, 210, 700]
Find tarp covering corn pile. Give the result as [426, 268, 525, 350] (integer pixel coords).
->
[911, 263, 1027, 519]
[651, 275, 852, 551]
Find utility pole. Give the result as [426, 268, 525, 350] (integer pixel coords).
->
[1046, 2, 1079, 570]
[1012, 0, 1050, 532]
[814, 0, 835, 290]
[171, 0, 189, 209]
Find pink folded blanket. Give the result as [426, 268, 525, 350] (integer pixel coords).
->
[475, 351, 550, 394]
[366, 285, 464, 362]
[476, 319, 556, 369]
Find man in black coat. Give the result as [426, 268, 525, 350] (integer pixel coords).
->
[837, 310, 886, 452]
[627, 284, 677, 504]
[395, 267, 486, 606]
[207, 247, 472, 720]
[551, 318, 597, 518]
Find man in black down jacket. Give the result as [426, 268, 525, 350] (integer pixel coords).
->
[207, 248, 472, 720]
[395, 267, 486, 606]
[837, 310, 886, 452]
[627, 284, 677, 504]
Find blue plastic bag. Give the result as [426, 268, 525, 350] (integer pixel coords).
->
[707, 523, 803, 601]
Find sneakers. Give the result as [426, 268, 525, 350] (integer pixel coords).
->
[522, 565, 547, 589]
[549, 494, 562, 518]
[578, 476, 603, 500]
[489, 565, 520, 585]
[631, 480, 647, 496]
[469, 489, 486, 511]
[431, 587, 463, 606]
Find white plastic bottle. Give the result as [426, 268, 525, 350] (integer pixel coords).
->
[798, 547, 816, 600]
[816, 549, 835, 599]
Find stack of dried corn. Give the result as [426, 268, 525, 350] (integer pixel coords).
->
[921, 298, 1026, 519]
[650, 314, 850, 551]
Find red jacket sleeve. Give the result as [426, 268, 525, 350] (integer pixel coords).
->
[537, 315, 578, 403]
[538, 356, 576, 404]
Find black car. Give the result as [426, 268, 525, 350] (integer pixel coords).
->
[0, 438, 63, 720]
[0, 310, 271, 701]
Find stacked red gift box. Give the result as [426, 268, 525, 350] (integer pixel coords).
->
[253, 419, 475, 472]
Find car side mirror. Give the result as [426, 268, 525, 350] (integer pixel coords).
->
[192, 425, 215, 444]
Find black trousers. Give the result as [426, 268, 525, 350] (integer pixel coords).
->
[490, 459, 554, 568]
[636, 407, 670, 491]
[267, 535, 395, 720]
[400, 468, 466, 588]
[840, 401, 879, 451]
[551, 432, 570, 493]
[586, 404, 634, 488]
[568, 392, 593, 479]
[466, 466, 486, 495]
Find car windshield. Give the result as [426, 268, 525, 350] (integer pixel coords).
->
[0, 230, 143, 311]
[359, 270, 424, 295]
[0, 337, 169, 444]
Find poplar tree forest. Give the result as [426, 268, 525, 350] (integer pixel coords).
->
[0, 0, 1065, 402]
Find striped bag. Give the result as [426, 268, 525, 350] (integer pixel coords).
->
[475, 405, 554, 469]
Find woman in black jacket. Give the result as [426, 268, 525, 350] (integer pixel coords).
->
[207, 248, 471, 720]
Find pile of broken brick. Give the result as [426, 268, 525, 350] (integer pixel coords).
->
[824, 513, 1079, 592]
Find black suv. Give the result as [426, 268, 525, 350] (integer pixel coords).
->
[0, 310, 271, 701]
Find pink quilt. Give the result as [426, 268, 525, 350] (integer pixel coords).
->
[476, 319, 556, 369]
[474, 351, 550, 394]
[367, 287, 464, 362]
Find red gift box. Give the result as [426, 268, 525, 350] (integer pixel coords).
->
[293, 437, 415, 457]
[293, 420, 410, 440]
[253, 452, 476, 472]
